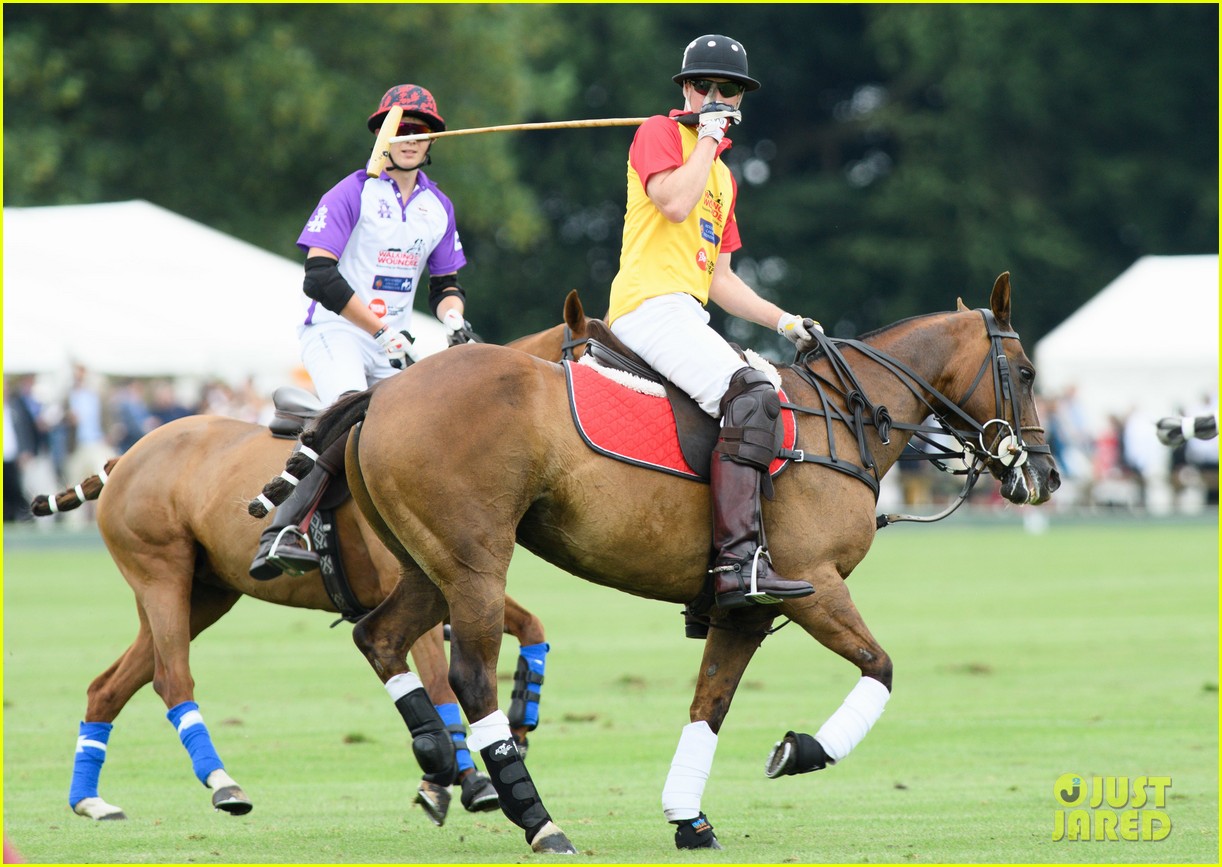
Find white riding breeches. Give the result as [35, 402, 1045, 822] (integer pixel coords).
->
[299, 322, 398, 405]
[610, 293, 748, 418]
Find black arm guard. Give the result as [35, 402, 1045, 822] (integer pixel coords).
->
[428, 273, 465, 317]
[303, 256, 355, 315]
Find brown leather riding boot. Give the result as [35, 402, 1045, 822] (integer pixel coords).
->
[708, 455, 814, 609]
[249, 460, 330, 580]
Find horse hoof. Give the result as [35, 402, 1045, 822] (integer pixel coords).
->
[72, 797, 126, 820]
[530, 821, 577, 854]
[415, 780, 451, 827]
[460, 771, 499, 813]
[672, 813, 721, 849]
[212, 785, 253, 815]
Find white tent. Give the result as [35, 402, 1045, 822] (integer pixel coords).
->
[2, 200, 447, 392]
[1034, 254, 1220, 436]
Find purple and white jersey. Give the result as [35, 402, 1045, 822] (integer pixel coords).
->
[297, 168, 466, 334]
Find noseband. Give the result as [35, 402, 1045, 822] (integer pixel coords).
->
[949, 309, 1051, 474]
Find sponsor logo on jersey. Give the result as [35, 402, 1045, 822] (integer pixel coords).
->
[699, 218, 720, 246]
[696, 249, 708, 271]
[701, 189, 725, 225]
[377, 249, 420, 269]
[369, 298, 388, 318]
[373, 275, 414, 294]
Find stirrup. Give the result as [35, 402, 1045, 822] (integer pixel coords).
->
[711, 548, 785, 608]
[266, 526, 317, 576]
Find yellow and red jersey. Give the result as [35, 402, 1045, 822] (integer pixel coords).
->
[607, 112, 741, 325]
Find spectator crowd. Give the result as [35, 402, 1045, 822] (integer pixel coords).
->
[4, 365, 274, 523]
[4, 367, 1217, 524]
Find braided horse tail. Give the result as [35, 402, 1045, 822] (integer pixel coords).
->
[30, 458, 121, 517]
[246, 386, 375, 519]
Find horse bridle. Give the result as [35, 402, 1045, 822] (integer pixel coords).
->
[944, 308, 1051, 472]
[785, 308, 1051, 521]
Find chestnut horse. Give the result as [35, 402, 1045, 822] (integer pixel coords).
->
[30, 291, 590, 825]
[264, 273, 1058, 854]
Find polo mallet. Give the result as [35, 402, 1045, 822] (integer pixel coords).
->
[386, 117, 649, 148]
[366, 104, 405, 178]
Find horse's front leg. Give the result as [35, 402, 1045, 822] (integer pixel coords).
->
[766, 566, 892, 778]
[444, 581, 575, 855]
[662, 607, 773, 850]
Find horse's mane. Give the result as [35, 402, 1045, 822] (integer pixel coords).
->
[855, 310, 948, 343]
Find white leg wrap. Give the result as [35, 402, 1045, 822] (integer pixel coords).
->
[466, 710, 512, 752]
[813, 676, 890, 764]
[661, 720, 718, 822]
[206, 768, 238, 790]
[383, 671, 424, 702]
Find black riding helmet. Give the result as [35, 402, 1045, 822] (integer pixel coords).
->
[673, 35, 761, 91]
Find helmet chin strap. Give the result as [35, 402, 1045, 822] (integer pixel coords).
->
[388, 150, 431, 171]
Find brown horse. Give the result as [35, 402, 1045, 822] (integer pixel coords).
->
[31, 291, 590, 825]
[267, 273, 1058, 854]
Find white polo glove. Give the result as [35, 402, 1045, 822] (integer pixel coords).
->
[777, 313, 823, 354]
[442, 309, 478, 347]
[375, 326, 414, 370]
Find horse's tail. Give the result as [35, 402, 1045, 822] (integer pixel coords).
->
[246, 386, 375, 518]
[30, 457, 121, 517]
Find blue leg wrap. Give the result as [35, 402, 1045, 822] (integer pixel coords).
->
[508, 642, 549, 731]
[435, 703, 475, 774]
[69, 721, 113, 807]
[166, 701, 224, 786]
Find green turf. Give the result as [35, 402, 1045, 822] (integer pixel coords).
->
[2, 516, 1217, 864]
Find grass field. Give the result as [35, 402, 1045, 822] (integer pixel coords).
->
[2, 515, 1217, 864]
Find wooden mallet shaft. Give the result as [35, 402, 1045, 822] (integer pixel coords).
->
[388, 117, 648, 144]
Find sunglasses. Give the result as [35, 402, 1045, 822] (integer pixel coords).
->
[396, 121, 432, 137]
[687, 79, 746, 98]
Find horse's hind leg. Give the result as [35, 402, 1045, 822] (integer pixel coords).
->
[70, 615, 157, 820]
[352, 563, 463, 825]
[502, 595, 548, 752]
[406, 622, 499, 822]
[766, 568, 892, 778]
[441, 578, 574, 854]
[73, 580, 246, 819]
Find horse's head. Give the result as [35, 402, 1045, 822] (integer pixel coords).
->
[950, 272, 1060, 505]
[506, 289, 591, 362]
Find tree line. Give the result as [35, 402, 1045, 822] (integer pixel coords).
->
[5, 4, 1216, 352]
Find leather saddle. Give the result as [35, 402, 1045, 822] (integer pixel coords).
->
[581, 321, 721, 479]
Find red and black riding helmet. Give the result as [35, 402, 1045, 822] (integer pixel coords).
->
[367, 84, 447, 133]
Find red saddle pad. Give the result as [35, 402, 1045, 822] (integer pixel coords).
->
[564, 360, 796, 480]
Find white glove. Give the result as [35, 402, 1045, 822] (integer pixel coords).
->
[374, 326, 414, 370]
[442, 309, 477, 347]
[698, 111, 729, 144]
[777, 313, 824, 353]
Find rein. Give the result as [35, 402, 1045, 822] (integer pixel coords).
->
[560, 325, 588, 361]
[783, 308, 1050, 526]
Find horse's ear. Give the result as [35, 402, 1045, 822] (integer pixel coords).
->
[564, 289, 586, 328]
[956, 297, 970, 312]
[990, 272, 1012, 325]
